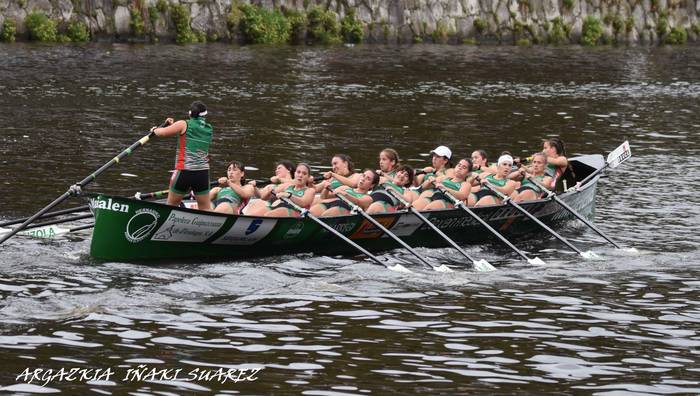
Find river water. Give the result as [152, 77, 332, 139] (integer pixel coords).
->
[0, 43, 699, 394]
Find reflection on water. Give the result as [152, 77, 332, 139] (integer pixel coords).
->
[1, 43, 700, 393]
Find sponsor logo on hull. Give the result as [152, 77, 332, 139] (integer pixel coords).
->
[125, 208, 160, 243]
[212, 218, 277, 245]
[151, 210, 226, 243]
[90, 197, 130, 213]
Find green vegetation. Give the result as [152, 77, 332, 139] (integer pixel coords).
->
[341, 9, 363, 43]
[610, 14, 624, 36]
[692, 23, 700, 35]
[239, 3, 290, 44]
[516, 38, 531, 46]
[625, 16, 635, 34]
[17, 0, 26, 8]
[432, 20, 448, 43]
[307, 6, 341, 44]
[285, 9, 307, 44]
[548, 17, 568, 44]
[67, 20, 90, 42]
[473, 18, 487, 34]
[657, 12, 669, 36]
[156, 0, 169, 14]
[562, 0, 574, 9]
[170, 4, 198, 43]
[148, 5, 160, 28]
[665, 26, 687, 44]
[226, 2, 242, 37]
[26, 11, 58, 42]
[461, 37, 477, 44]
[581, 16, 602, 46]
[1, 18, 17, 42]
[129, 4, 145, 36]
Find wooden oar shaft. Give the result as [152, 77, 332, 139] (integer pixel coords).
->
[24, 213, 93, 230]
[0, 205, 89, 228]
[77, 132, 155, 188]
[527, 176, 622, 249]
[279, 197, 385, 267]
[483, 182, 583, 255]
[441, 189, 533, 262]
[386, 189, 479, 264]
[335, 194, 433, 269]
[0, 130, 156, 245]
[0, 192, 71, 245]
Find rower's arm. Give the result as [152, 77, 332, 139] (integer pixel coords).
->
[153, 120, 187, 137]
[229, 182, 255, 200]
[290, 188, 315, 209]
[548, 155, 568, 168]
[332, 172, 360, 188]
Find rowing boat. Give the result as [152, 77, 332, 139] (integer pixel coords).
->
[87, 154, 604, 262]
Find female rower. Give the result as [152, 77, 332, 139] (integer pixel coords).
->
[377, 148, 401, 183]
[423, 158, 475, 210]
[315, 169, 380, 217]
[209, 161, 255, 214]
[510, 152, 553, 202]
[366, 165, 419, 214]
[243, 160, 295, 215]
[543, 137, 569, 189]
[470, 149, 495, 176]
[470, 154, 518, 206]
[316, 154, 362, 198]
[263, 163, 316, 217]
[415, 145, 454, 187]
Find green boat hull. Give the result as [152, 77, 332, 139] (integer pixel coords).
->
[89, 155, 603, 262]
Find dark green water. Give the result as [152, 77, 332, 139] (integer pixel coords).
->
[0, 43, 699, 394]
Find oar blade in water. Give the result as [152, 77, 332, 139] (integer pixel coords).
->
[580, 250, 601, 259]
[0, 225, 71, 239]
[473, 259, 496, 272]
[528, 257, 547, 265]
[433, 264, 453, 273]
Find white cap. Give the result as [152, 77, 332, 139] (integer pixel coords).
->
[498, 154, 514, 166]
[430, 145, 452, 160]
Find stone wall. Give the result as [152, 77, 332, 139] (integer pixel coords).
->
[1, 0, 699, 44]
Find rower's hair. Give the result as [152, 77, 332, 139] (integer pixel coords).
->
[276, 160, 294, 175]
[396, 165, 415, 187]
[545, 137, 567, 156]
[531, 152, 547, 162]
[227, 160, 246, 183]
[333, 154, 354, 176]
[380, 148, 401, 172]
[189, 101, 207, 118]
[459, 158, 474, 173]
[363, 168, 380, 187]
[473, 149, 488, 163]
[295, 162, 311, 175]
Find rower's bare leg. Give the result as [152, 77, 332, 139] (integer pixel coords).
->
[475, 196, 499, 207]
[412, 198, 431, 210]
[167, 191, 185, 207]
[194, 193, 213, 212]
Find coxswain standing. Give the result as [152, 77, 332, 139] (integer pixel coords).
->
[151, 101, 214, 211]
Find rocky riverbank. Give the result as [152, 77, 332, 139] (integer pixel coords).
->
[1, 0, 698, 45]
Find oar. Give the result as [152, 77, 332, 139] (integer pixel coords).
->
[526, 176, 627, 250]
[334, 194, 451, 272]
[0, 127, 160, 245]
[0, 222, 94, 239]
[279, 196, 411, 273]
[385, 189, 495, 272]
[438, 188, 545, 265]
[0, 205, 89, 228]
[576, 140, 632, 189]
[482, 181, 598, 259]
